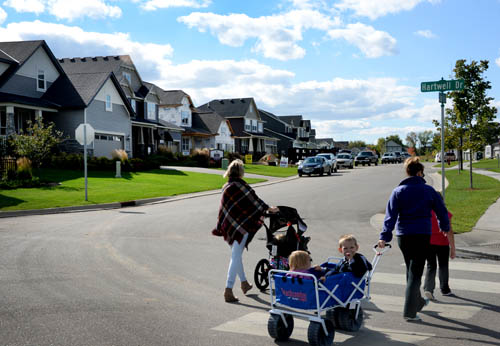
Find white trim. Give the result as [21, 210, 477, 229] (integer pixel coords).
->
[93, 129, 125, 136]
[36, 68, 46, 92]
[105, 94, 112, 112]
[0, 103, 57, 112]
[131, 121, 156, 128]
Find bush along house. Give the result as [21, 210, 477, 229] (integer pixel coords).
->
[198, 98, 277, 160]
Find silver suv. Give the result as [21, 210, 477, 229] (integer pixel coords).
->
[316, 153, 338, 173]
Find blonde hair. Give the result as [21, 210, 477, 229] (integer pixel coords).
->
[404, 156, 424, 177]
[338, 234, 358, 248]
[289, 250, 311, 271]
[224, 159, 244, 179]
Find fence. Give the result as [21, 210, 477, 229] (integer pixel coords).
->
[0, 157, 16, 177]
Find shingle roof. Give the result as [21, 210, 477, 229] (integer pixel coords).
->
[58, 55, 131, 75]
[66, 72, 111, 105]
[157, 89, 191, 106]
[0, 91, 60, 109]
[278, 115, 303, 126]
[158, 119, 184, 131]
[0, 40, 43, 65]
[42, 74, 85, 108]
[194, 109, 227, 134]
[198, 98, 254, 118]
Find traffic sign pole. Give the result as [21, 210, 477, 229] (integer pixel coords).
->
[84, 110, 88, 201]
[440, 91, 446, 201]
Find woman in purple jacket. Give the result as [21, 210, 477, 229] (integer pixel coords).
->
[378, 157, 450, 321]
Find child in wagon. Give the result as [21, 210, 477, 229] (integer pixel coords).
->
[323, 234, 372, 278]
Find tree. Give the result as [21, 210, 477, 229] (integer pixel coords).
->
[385, 134, 404, 147]
[348, 140, 367, 149]
[448, 59, 497, 188]
[376, 137, 386, 154]
[10, 118, 65, 168]
[417, 130, 433, 154]
[405, 132, 418, 152]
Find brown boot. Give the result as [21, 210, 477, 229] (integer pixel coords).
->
[241, 281, 253, 294]
[224, 288, 239, 303]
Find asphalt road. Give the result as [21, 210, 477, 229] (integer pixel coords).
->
[1, 163, 499, 346]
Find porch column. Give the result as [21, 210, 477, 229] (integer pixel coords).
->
[35, 109, 43, 120]
[6, 106, 15, 135]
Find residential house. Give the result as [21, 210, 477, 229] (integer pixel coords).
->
[58, 55, 171, 157]
[198, 98, 277, 158]
[258, 108, 294, 156]
[185, 108, 234, 153]
[315, 138, 335, 150]
[0, 40, 133, 159]
[278, 115, 313, 148]
[333, 141, 349, 150]
[385, 140, 402, 153]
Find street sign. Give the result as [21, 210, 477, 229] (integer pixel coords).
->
[75, 123, 95, 145]
[421, 79, 464, 92]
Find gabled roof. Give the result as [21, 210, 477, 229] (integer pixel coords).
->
[0, 40, 65, 88]
[198, 98, 255, 118]
[193, 109, 230, 135]
[315, 138, 334, 145]
[156, 89, 193, 107]
[386, 140, 401, 146]
[42, 74, 85, 109]
[258, 109, 291, 126]
[158, 119, 184, 131]
[278, 115, 303, 127]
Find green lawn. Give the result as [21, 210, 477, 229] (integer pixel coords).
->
[243, 164, 297, 177]
[471, 158, 500, 173]
[0, 169, 266, 211]
[444, 169, 500, 233]
[433, 161, 459, 168]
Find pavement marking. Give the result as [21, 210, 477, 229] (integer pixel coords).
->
[400, 261, 500, 274]
[373, 272, 500, 294]
[212, 312, 353, 342]
[368, 294, 481, 319]
[212, 312, 435, 344]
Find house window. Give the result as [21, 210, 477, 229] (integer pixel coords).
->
[123, 72, 131, 84]
[244, 119, 251, 131]
[0, 110, 6, 135]
[106, 95, 112, 111]
[181, 111, 189, 125]
[37, 69, 46, 91]
[241, 139, 248, 152]
[182, 137, 190, 151]
[285, 125, 292, 133]
[147, 102, 156, 120]
[258, 122, 263, 133]
[251, 120, 257, 132]
[130, 99, 136, 112]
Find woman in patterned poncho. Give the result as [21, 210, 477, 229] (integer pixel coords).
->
[213, 159, 278, 302]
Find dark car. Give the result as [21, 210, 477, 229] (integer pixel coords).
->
[354, 151, 378, 166]
[393, 151, 403, 163]
[298, 156, 331, 176]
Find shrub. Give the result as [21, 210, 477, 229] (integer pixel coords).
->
[191, 148, 210, 167]
[225, 152, 242, 162]
[111, 149, 128, 162]
[16, 157, 33, 180]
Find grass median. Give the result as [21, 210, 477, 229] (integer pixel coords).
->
[444, 169, 500, 233]
[472, 158, 500, 173]
[243, 164, 297, 177]
[0, 169, 266, 211]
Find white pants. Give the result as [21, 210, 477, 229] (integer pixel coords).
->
[226, 233, 248, 289]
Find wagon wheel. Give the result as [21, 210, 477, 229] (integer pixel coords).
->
[268, 313, 294, 341]
[307, 320, 335, 346]
[335, 306, 364, 332]
[254, 258, 271, 291]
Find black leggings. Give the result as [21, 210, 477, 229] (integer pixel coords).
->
[397, 234, 431, 318]
[424, 244, 450, 293]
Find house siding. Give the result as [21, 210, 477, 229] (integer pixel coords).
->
[215, 121, 234, 151]
[44, 109, 84, 140]
[159, 96, 192, 128]
[0, 74, 53, 98]
[17, 46, 60, 85]
[0, 62, 9, 75]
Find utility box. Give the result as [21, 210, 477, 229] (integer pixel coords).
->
[221, 158, 229, 170]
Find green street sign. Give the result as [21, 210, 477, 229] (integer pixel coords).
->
[421, 79, 465, 92]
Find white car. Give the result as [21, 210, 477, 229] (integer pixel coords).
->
[336, 153, 354, 169]
[316, 153, 338, 173]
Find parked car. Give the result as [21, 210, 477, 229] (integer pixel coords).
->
[381, 152, 397, 164]
[298, 156, 331, 176]
[354, 151, 378, 166]
[393, 151, 403, 163]
[316, 153, 338, 173]
[401, 152, 411, 160]
[336, 153, 354, 169]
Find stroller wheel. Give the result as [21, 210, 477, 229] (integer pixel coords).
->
[307, 320, 334, 346]
[335, 306, 364, 332]
[254, 259, 271, 291]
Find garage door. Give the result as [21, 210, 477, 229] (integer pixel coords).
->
[93, 133, 124, 158]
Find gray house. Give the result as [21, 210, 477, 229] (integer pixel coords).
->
[385, 140, 402, 153]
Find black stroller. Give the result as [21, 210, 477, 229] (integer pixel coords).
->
[254, 206, 310, 290]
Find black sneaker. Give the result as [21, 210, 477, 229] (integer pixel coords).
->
[441, 288, 453, 296]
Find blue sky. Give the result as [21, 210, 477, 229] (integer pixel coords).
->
[1, 0, 499, 144]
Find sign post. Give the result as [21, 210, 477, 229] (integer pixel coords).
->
[75, 120, 95, 201]
[420, 78, 464, 201]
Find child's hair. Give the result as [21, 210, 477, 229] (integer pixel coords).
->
[223, 159, 244, 179]
[404, 156, 424, 177]
[338, 234, 358, 247]
[289, 250, 310, 270]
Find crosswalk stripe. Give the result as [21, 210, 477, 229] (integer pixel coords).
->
[368, 294, 481, 319]
[372, 272, 500, 294]
[212, 312, 435, 344]
[400, 261, 500, 274]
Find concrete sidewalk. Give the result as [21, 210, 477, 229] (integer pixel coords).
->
[370, 163, 500, 261]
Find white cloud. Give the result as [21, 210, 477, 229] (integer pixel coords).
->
[327, 23, 397, 58]
[0, 7, 7, 24]
[496, 56, 500, 68]
[414, 29, 436, 39]
[335, 0, 440, 20]
[3, 0, 121, 20]
[0, 21, 172, 78]
[138, 0, 211, 11]
[178, 10, 340, 61]
[3, 0, 45, 14]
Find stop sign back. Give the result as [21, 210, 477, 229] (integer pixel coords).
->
[75, 123, 95, 145]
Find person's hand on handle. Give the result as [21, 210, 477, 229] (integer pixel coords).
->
[378, 239, 386, 249]
[268, 206, 279, 213]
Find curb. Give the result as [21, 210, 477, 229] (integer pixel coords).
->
[0, 174, 299, 219]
